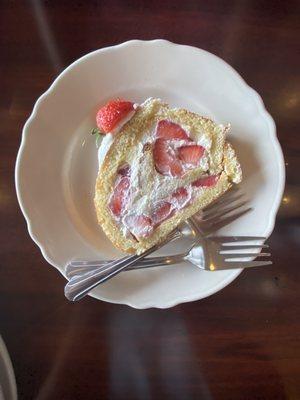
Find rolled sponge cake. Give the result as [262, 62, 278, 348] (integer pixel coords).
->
[94, 98, 242, 254]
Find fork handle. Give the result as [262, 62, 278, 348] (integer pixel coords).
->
[64, 230, 181, 301]
[65, 217, 203, 281]
[66, 254, 184, 279]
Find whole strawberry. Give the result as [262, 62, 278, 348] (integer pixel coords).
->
[96, 99, 134, 133]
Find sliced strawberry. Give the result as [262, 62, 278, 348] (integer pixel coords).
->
[124, 214, 153, 239]
[156, 120, 189, 140]
[96, 99, 134, 133]
[108, 177, 130, 217]
[171, 187, 191, 209]
[152, 201, 173, 225]
[192, 174, 220, 188]
[118, 164, 130, 177]
[153, 138, 183, 177]
[178, 145, 205, 166]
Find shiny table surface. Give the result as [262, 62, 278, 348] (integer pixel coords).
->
[1, 1, 300, 399]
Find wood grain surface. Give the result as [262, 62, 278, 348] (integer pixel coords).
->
[0, 1, 299, 399]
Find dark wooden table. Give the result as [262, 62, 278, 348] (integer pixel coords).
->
[1, 1, 300, 399]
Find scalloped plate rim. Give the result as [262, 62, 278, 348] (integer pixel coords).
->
[15, 39, 285, 309]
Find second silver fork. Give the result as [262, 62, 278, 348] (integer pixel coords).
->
[66, 188, 249, 279]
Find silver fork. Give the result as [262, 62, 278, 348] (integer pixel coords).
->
[123, 236, 272, 271]
[66, 188, 250, 279]
[64, 189, 252, 301]
[67, 236, 271, 273]
[64, 229, 182, 301]
[65, 234, 271, 302]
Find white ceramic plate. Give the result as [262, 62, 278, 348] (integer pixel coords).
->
[15, 40, 284, 309]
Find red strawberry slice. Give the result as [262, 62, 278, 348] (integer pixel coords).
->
[124, 214, 153, 239]
[152, 201, 173, 225]
[192, 174, 220, 188]
[156, 120, 189, 140]
[96, 99, 134, 133]
[171, 187, 190, 209]
[118, 164, 130, 177]
[178, 145, 205, 166]
[153, 138, 183, 177]
[108, 176, 130, 217]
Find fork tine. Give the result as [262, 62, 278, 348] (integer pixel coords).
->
[202, 193, 245, 217]
[203, 208, 253, 234]
[220, 252, 271, 259]
[70, 259, 123, 267]
[204, 190, 243, 209]
[202, 186, 239, 207]
[220, 244, 269, 251]
[210, 186, 239, 201]
[210, 235, 267, 242]
[219, 260, 273, 269]
[203, 200, 249, 222]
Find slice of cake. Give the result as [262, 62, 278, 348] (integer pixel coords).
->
[94, 98, 242, 254]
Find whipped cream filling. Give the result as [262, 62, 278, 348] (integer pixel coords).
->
[123, 125, 212, 218]
[98, 133, 114, 167]
[97, 107, 137, 168]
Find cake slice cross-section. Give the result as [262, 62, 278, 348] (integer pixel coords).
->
[94, 98, 242, 254]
